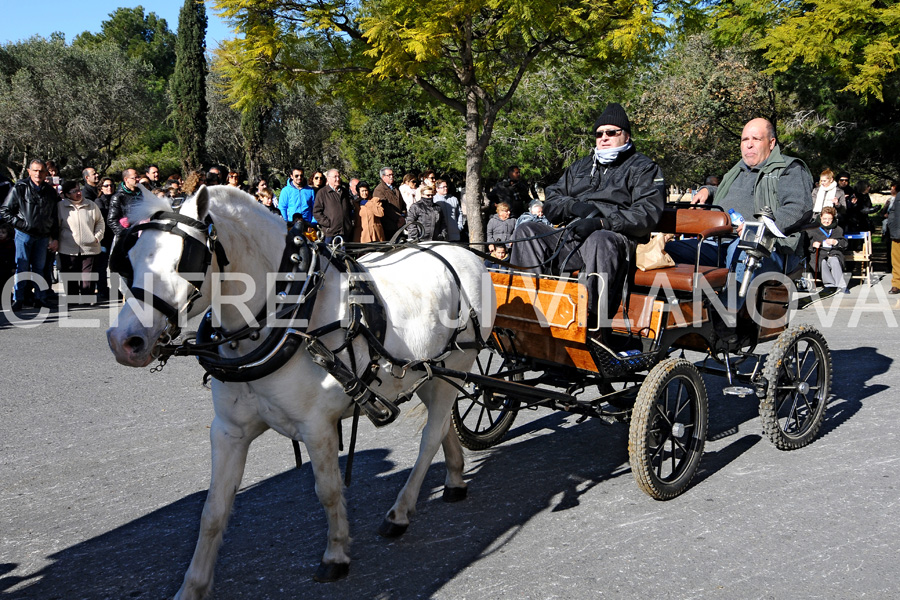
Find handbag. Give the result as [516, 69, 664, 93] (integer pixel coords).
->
[635, 233, 676, 271]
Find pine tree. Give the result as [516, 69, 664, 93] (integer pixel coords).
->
[171, 0, 208, 173]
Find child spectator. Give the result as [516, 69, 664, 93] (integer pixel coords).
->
[486, 202, 515, 251]
[808, 206, 849, 293]
[484, 244, 510, 270]
[256, 189, 281, 215]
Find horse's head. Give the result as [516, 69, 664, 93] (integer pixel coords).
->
[107, 186, 220, 367]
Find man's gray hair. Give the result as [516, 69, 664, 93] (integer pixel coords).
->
[379, 167, 393, 177]
[764, 120, 776, 140]
[28, 159, 45, 170]
[82, 167, 94, 180]
[122, 168, 136, 180]
[326, 168, 339, 178]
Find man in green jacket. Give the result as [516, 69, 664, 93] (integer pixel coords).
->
[668, 118, 814, 281]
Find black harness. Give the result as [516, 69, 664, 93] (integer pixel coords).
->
[110, 211, 230, 328]
[110, 214, 483, 430]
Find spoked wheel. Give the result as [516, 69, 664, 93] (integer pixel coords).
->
[760, 324, 831, 450]
[452, 347, 521, 450]
[629, 358, 708, 500]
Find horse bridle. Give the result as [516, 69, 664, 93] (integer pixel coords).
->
[110, 211, 230, 335]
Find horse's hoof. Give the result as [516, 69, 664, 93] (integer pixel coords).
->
[377, 518, 409, 538]
[443, 486, 468, 503]
[314, 561, 349, 582]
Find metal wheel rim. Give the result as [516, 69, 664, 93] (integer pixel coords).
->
[647, 374, 701, 484]
[772, 335, 827, 439]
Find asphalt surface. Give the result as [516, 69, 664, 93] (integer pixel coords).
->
[1, 280, 899, 600]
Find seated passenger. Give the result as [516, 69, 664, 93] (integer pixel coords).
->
[666, 118, 814, 290]
[510, 102, 665, 319]
[808, 207, 849, 293]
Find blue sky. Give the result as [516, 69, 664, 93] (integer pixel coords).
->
[0, 1, 234, 49]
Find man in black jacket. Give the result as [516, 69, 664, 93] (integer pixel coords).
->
[108, 168, 143, 242]
[0, 159, 61, 310]
[489, 166, 536, 217]
[511, 103, 665, 320]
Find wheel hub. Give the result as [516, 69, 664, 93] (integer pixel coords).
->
[797, 381, 810, 394]
[671, 422, 686, 438]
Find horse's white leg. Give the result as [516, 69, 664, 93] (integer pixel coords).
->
[300, 416, 352, 582]
[378, 378, 460, 537]
[175, 390, 267, 600]
[440, 422, 468, 502]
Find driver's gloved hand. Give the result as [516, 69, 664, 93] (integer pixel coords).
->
[570, 217, 606, 241]
[569, 202, 598, 219]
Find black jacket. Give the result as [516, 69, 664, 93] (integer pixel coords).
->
[489, 178, 534, 217]
[0, 179, 60, 239]
[407, 197, 447, 241]
[544, 146, 665, 242]
[108, 185, 142, 239]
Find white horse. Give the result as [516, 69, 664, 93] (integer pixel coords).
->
[106, 185, 496, 599]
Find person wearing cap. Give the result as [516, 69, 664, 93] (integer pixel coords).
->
[510, 102, 665, 320]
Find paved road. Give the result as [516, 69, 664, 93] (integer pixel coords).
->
[1, 282, 899, 600]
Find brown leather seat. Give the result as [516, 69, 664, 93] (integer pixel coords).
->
[633, 264, 730, 292]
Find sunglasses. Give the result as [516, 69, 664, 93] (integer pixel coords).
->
[596, 128, 624, 138]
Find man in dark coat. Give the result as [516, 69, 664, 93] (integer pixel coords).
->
[108, 168, 143, 242]
[372, 167, 405, 240]
[0, 159, 61, 310]
[81, 167, 101, 202]
[313, 169, 354, 244]
[488, 165, 536, 217]
[511, 102, 665, 321]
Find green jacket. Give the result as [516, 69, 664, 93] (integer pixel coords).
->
[714, 145, 813, 253]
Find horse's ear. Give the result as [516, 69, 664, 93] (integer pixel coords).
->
[195, 185, 210, 220]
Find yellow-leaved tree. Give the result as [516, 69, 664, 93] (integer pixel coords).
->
[213, 0, 665, 241]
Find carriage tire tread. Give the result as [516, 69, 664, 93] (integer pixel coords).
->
[759, 324, 831, 451]
[628, 358, 708, 501]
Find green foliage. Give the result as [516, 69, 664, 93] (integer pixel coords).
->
[171, 0, 209, 172]
[0, 36, 159, 178]
[212, 0, 667, 240]
[74, 6, 177, 80]
[713, 0, 900, 102]
[634, 34, 783, 187]
[109, 141, 182, 179]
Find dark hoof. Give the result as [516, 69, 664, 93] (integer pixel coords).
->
[442, 486, 468, 503]
[377, 518, 409, 538]
[314, 561, 349, 582]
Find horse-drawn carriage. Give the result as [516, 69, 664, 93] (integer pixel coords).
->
[106, 187, 831, 595]
[451, 204, 832, 500]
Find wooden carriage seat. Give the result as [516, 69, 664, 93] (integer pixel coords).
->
[632, 207, 733, 292]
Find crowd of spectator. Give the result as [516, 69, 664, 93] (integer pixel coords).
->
[0, 158, 550, 312]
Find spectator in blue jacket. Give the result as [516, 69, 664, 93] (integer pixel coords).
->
[279, 168, 316, 226]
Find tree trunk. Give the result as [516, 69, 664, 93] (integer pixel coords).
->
[463, 90, 493, 245]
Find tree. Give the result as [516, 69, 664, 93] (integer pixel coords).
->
[212, 0, 666, 242]
[0, 36, 158, 178]
[713, 0, 900, 102]
[171, 0, 209, 173]
[633, 34, 783, 187]
[74, 6, 177, 81]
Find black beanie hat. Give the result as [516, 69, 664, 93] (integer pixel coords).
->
[592, 102, 631, 134]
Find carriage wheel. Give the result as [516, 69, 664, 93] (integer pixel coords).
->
[760, 324, 831, 450]
[451, 348, 521, 451]
[629, 358, 708, 500]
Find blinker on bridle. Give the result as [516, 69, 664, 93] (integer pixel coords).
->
[110, 210, 229, 331]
